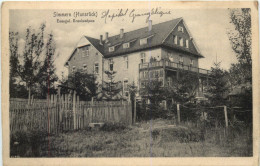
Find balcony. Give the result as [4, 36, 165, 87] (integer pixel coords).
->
[139, 60, 211, 76]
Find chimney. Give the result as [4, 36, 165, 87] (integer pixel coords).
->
[148, 20, 152, 31]
[120, 29, 124, 38]
[105, 32, 109, 43]
[99, 35, 103, 45]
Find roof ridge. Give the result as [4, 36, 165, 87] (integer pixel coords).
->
[108, 17, 183, 39]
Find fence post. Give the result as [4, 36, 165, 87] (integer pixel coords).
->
[73, 90, 76, 130]
[177, 104, 180, 124]
[91, 97, 94, 123]
[133, 97, 136, 124]
[224, 106, 228, 128]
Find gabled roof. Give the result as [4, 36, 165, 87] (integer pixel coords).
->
[66, 18, 203, 64]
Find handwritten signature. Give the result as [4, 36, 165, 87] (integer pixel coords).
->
[101, 7, 171, 23]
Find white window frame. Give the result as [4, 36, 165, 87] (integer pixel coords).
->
[124, 56, 128, 69]
[94, 62, 99, 74]
[178, 26, 184, 33]
[140, 38, 147, 45]
[173, 35, 178, 45]
[109, 46, 115, 52]
[186, 39, 189, 48]
[140, 52, 146, 64]
[179, 37, 183, 47]
[123, 43, 130, 49]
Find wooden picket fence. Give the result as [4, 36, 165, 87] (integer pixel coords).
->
[10, 93, 132, 135]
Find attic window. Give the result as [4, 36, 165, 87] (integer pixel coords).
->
[140, 38, 147, 45]
[123, 43, 130, 49]
[178, 26, 184, 33]
[109, 46, 115, 52]
[82, 46, 90, 57]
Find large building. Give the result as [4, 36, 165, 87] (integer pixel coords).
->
[65, 18, 210, 99]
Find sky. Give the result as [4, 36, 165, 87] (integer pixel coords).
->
[9, 9, 238, 79]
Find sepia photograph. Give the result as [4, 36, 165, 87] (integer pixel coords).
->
[2, 1, 259, 166]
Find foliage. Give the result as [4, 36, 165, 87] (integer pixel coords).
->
[100, 70, 122, 100]
[10, 129, 48, 157]
[61, 71, 97, 101]
[167, 70, 199, 105]
[227, 9, 252, 125]
[9, 23, 58, 99]
[206, 62, 229, 106]
[228, 8, 252, 85]
[139, 76, 166, 120]
[100, 122, 127, 132]
[37, 33, 58, 98]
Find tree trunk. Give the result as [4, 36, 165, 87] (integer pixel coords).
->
[28, 87, 31, 105]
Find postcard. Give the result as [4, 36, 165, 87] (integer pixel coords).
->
[2, 1, 259, 166]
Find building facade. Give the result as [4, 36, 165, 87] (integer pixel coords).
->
[65, 18, 210, 99]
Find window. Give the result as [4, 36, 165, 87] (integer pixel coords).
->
[83, 64, 87, 70]
[173, 35, 177, 45]
[169, 53, 174, 62]
[109, 59, 114, 71]
[94, 63, 99, 74]
[109, 46, 115, 52]
[82, 46, 89, 57]
[140, 52, 146, 64]
[124, 56, 128, 69]
[179, 37, 183, 46]
[123, 43, 130, 49]
[96, 52, 98, 56]
[140, 38, 147, 45]
[186, 39, 189, 48]
[190, 59, 194, 66]
[179, 56, 184, 64]
[123, 79, 129, 97]
[178, 26, 184, 32]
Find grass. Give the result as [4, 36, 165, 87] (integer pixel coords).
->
[10, 119, 252, 157]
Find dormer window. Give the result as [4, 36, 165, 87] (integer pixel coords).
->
[123, 43, 130, 49]
[178, 26, 184, 33]
[109, 46, 115, 52]
[140, 38, 147, 45]
[186, 39, 189, 48]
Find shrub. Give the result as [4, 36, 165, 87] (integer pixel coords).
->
[10, 129, 48, 157]
[100, 122, 127, 132]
